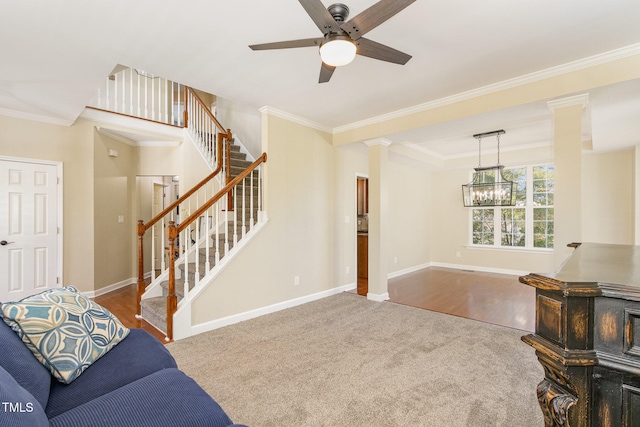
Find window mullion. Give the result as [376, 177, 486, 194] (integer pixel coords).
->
[525, 165, 533, 248]
[493, 206, 501, 247]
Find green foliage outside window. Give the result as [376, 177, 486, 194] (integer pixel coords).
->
[471, 164, 553, 249]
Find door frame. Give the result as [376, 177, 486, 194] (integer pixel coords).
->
[355, 173, 368, 292]
[0, 155, 64, 287]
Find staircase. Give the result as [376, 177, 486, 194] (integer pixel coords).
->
[88, 66, 267, 341]
[140, 140, 260, 335]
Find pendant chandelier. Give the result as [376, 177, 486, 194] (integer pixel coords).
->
[462, 130, 514, 207]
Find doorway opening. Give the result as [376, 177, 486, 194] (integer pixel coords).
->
[356, 176, 368, 296]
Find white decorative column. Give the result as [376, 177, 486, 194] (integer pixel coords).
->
[548, 94, 588, 270]
[365, 138, 391, 301]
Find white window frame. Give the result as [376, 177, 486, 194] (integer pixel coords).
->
[468, 163, 553, 252]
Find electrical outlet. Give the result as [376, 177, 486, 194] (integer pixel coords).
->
[294, 276, 300, 286]
[346, 266, 350, 274]
[456, 251, 461, 258]
[394, 257, 398, 264]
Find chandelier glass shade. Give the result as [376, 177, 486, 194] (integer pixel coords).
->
[320, 37, 357, 67]
[462, 130, 514, 207]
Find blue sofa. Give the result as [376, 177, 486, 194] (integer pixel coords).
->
[0, 315, 246, 427]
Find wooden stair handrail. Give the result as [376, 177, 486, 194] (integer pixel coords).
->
[177, 153, 267, 233]
[137, 88, 232, 316]
[165, 152, 266, 340]
[136, 135, 226, 315]
[139, 133, 226, 233]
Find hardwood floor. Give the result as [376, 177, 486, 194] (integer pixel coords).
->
[94, 266, 535, 345]
[386, 267, 535, 332]
[93, 284, 167, 342]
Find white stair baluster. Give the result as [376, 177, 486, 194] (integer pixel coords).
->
[121, 70, 126, 113]
[114, 72, 118, 113]
[242, 178, 246, 237]
[224, 193, 230, 256]
[144, 75, 148, 119]
[137, 72, 141, 117]
[129, 68, 133, 115]
[250, 170, 255, 229]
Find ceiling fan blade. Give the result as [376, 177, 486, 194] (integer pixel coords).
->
[319, 63, 336, 83]
[249, 37, 323, 50]
[299, 0, 341, 35]
[340, 0, 416, 40]
[356, 37, 412, 65]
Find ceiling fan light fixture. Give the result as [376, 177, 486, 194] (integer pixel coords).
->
[319, 37, 357, 67]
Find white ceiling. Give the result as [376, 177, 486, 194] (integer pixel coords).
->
[1, 0, 640, 159]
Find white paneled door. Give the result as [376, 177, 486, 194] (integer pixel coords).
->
[0, 159, 59, 302]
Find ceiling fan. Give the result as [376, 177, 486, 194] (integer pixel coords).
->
[249, 0, 416, 83]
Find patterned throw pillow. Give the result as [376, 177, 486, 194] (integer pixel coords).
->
[1, 286, 130, 384]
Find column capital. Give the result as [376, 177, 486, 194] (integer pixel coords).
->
[548, 93, 589, 112]
[364, 138, 392, 147]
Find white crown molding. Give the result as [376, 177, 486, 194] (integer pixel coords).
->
[547, 93, 590, 112]
[333, 43, 640, 134]
[364, 138, 392, 147]
[0, 107, 74, 127]
[259, 106, 332, 134]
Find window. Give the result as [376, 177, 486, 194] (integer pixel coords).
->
[470, 164, 554, 249]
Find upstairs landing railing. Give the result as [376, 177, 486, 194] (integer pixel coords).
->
[88, 67, 186, 127]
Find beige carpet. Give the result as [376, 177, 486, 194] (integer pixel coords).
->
[167, 292, 544, 427]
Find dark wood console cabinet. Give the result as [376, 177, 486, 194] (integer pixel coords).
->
[521, 243, 640, 427]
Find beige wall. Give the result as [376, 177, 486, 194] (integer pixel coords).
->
[93, 130, 136, 290]
[0, 115, 96, 291]
[333, 145, 367, 287]
[582, 149, 634, 244]
[387, 160, 431, 273]
[192, 114, 335, 323]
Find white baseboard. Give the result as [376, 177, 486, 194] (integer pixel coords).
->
[367, 292, 390, 302]
[429, 262, 529, 277]
[85, 277, 135, 298]
[85, 271, 152, 299]
[187, 283, 356, 339]
[388, 262, 432, 279]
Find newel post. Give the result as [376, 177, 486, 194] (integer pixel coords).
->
[166, 221, 178, 342]
[136, 220, 146, 316]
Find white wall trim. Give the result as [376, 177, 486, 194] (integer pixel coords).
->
[333, 43, 640, 134]
[430, 261, 530, 277]
[184, 282, 356, 339]
[0, 107, 75, 127]
[388, 262, 431, 279]
[84, 277, 135, 298]
[367, 292, 390, 302]
[259, 106, 332, 134]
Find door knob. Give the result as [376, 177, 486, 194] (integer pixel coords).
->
[0, 240, 14, 246]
